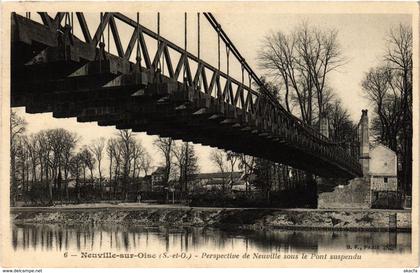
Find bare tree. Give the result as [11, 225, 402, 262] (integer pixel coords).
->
[324, 98, 357, 142]
[90, 137, 105, 198]
[12, 128, 78, 204]
[80, 147, 95, 183]
[16, 136, 29, 203]
[153, 137, 174, 190]
[131, 140, 145, 179]
[107, 138, 121, 198]
[10, 110, 26, 141]
[10, 110, 26, 206]
[140, 151, 152, 176]
[385, 24, 412, 195]
[69, 152, 84, 202]
[258, 23, 346, 201]
[253, 158, 275, 201]
[25, 134, 39, 193]
[258, 22, 345, 126]
[173, 142, 199, 197]
[35, 130, 52, 203]
[296, 23, 344, 120]
[61, 131, 79, 201]
[117, 129, 136, 200]
[226, 152, 239, 190]
[46, 129, 64, 202]
[43, 128, 78, 203]
[236, 154, 257, 193]
[362, 24, 412, 195]
[362, 66, 394, 144]
[210, 149, 228, 192]
[258, 32, 296, 113]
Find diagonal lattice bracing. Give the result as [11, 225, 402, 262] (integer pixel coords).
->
[11, 12, 363, 179]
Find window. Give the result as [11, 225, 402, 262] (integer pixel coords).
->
[384, 177, 388, 183]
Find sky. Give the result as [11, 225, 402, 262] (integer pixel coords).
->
[13, 12, 412, 174]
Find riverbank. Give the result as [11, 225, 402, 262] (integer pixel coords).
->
[10, 205, 412, 231]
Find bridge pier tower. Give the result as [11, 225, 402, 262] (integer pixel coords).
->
[317, 110, 372, 209]
[359, 109, 370, 177]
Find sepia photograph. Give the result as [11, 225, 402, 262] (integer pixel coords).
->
[0, 1, 418, 270]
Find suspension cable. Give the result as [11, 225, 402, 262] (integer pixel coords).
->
[240, 65, 244, 107]
[247, 74, 252, 110]
[184, 12, 187, 83]
[100, 12, 104, 44]
[241, 65, 244, 86]
[203, 12, 336, 144]
[99, 12, 104, 71]
[71, 12, 73, 36]
[136, 12, 142, 72]
[184, 12, 187, 51]
[64, 12, 69, 26]
[161, 13, 165, 74]
[107, 15, 110, 53]
[197, 12, 201, 91]
[226, 45, 230, 77]
[204, 13, 273, 99]
[217, 23, 220, 71]
[157, 12, 161, 71]
[197, 13, 200, 60]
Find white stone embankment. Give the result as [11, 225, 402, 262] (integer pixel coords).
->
[10, 206, 411, 231]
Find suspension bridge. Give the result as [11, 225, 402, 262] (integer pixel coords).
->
[11, 12, 363, 179]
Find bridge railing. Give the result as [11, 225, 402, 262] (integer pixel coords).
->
[14, 12, 362, 176]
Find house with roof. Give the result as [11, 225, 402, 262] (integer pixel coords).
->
[318, 110, 404, 209]
[318, 143, 401, 209]
[369, 144, 399, 208]
[193, 171, 243, 191]
[149, 167, 166, 191]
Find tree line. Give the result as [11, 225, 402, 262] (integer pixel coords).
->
[256, 22, 358, 200]
[9, 113, 202, 205]
[257, 21, 356, 141]
[257, 21, 412, 197]
[11, 109, 314, 206]
[361, 24, 412, 195]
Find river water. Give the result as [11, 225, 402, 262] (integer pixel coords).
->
[11, 223, 411, 254]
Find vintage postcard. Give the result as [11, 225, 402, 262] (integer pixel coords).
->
[0, 1, 418, 270]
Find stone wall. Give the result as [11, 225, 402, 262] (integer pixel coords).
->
[318, 178, 371, 209]
[397, 211, 411, 229]
[318, 145, 400, 210]
[371, 191, 403, 209]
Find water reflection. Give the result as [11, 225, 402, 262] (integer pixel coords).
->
[12, 223, 411, 254]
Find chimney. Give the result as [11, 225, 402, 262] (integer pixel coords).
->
[359, 109, 370, 176]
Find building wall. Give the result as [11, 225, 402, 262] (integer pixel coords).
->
[369, 145, 400, 208]
[369, 145, 397, 176]
[318, 109, 402, 209]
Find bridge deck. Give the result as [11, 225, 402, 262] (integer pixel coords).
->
[10, 13, 362, 179]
